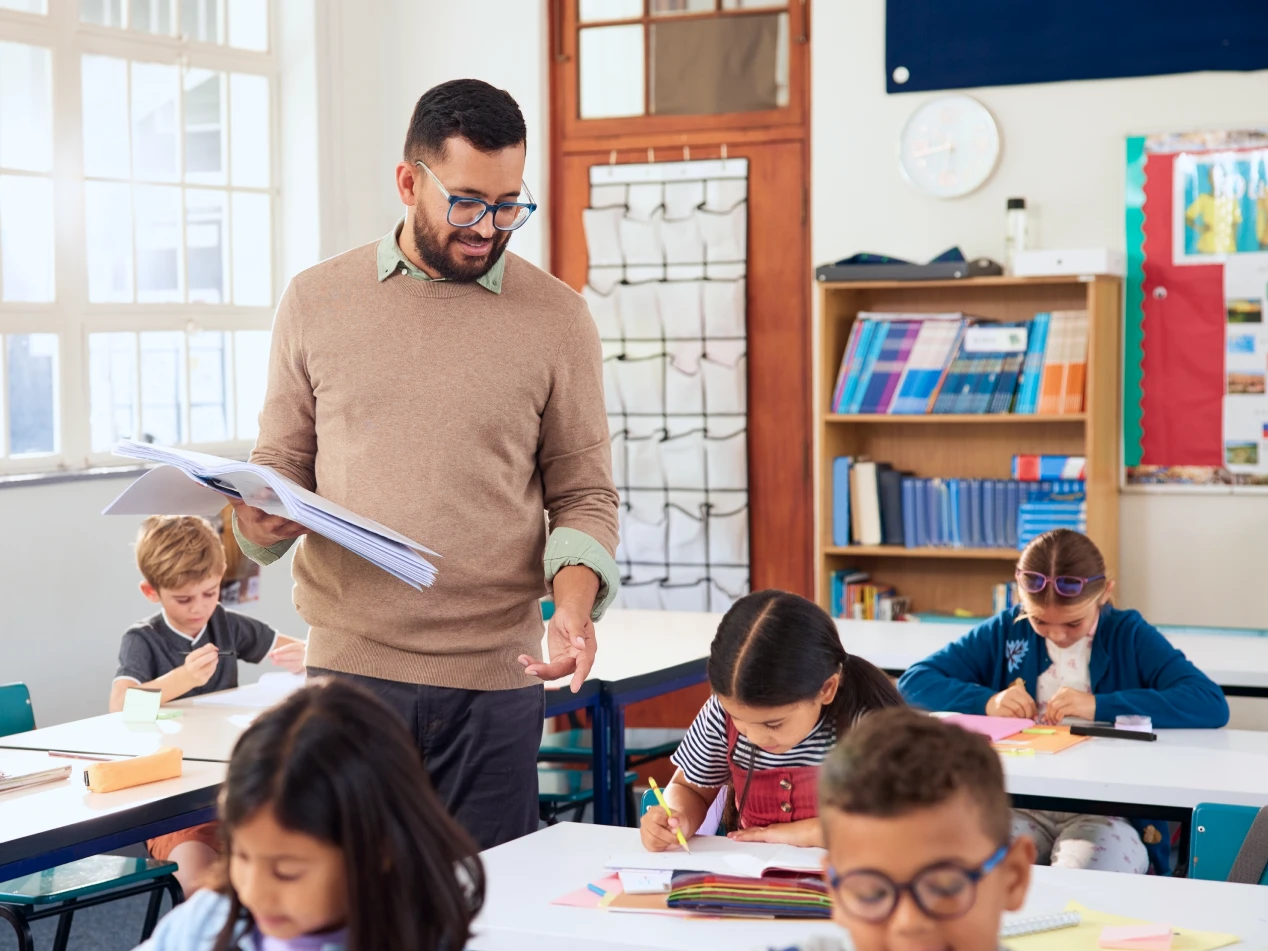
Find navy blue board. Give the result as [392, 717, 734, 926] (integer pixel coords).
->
[885, 0, 1268, 94]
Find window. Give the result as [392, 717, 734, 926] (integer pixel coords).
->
[0, 0, 278, 474]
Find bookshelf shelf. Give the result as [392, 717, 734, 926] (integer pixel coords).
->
[823, 545, 1020, 561]
[823, 414, 1086, 425]
[814, 275, 1121, 618]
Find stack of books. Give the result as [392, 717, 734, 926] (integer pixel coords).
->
[666, 873, 832, 919]
[829, 311, 1089, 416]
[832, 457, 1086, 551]
[829, 569, 909, 620]
[992, 582, 1019, 614]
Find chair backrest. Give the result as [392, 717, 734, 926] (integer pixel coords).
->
[639, 788, 658, 818]
[1190, 802, 1268, 884]
[0, 682, 35, 737]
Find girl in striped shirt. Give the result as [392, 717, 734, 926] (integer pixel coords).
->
[641, 590, 903, 851]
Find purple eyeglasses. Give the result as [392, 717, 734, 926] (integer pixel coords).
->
[1016, 570, 1105, 598]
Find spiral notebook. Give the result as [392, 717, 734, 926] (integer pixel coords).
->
[1000, 910, 1081, 938]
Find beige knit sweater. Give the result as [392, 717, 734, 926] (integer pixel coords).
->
[251, 244, 619, 691]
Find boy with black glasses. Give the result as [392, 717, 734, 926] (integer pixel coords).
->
[818, 708, 1036, 951]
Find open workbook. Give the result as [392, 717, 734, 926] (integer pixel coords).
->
[103, 441, 439, 589]
[606, 837, 826, 879]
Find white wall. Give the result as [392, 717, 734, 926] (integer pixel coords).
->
[812, 0, 1268, 626]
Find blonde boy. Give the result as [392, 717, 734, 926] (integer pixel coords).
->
[111, 515, 306, 894]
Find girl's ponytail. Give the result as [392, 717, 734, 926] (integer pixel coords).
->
[827, 652, 904, 738]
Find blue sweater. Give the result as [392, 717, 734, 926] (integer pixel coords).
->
[897, 606, 1228, 728]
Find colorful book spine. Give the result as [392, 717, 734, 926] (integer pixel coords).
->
[830, 319, 866, 414]
[1037, 311, 1068, 415]
[1061, 310, 1090, 414]
[858, 322, 921, 414]
[1012, 454, 1087, 481]
[1015, 312, 1050, 414]
[845, 321, 890, 414]
[835, 319, 877, 413]
[890, 319, 965, 414]
[989, 348, 1026, 414]
[832, 457, 853, 546]
[931, 332, 976, 413]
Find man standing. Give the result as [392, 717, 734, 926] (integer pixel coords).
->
[230, 79, 619, 848]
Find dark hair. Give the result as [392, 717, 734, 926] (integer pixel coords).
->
[708, 590, 903, 825]
[404, 79, 526, 163]
[1016, 528, 1108, 609]
[820, 706, 1011, 844]
[211, 680, 484, 951]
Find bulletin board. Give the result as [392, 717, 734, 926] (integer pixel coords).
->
[582, 158, 751, 612]
[1124, 129, 1268, 487]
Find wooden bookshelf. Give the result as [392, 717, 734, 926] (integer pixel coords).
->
[814, 275, 1121, 618]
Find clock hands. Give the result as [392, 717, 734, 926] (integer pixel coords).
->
[911, 141, 953, 159]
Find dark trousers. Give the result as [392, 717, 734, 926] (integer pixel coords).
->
[308, 667, 544, 850]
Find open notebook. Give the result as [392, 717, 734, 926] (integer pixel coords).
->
[607, 837, 825, 879]
[0, 752, 72, 793]
[104, 441, 439, 589]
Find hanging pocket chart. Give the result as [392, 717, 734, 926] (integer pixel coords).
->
[666, 340, 707, 414]
[702, 341, 748, 414]
[660, 421, 708, 488]
[667, 491, 709, 564]
[656, 280, 704, 340]
[704, 279, 747, 338]
[617, 281, 663, 339]
[582, 206, 624, 268]
[706, 421, 748, 490]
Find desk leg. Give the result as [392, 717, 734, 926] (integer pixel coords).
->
[591, 693, 611, 826]
[610, 697, 629, 827]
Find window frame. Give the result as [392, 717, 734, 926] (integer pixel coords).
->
[554, 0, 808, 141]
[0, 0, 281, 475]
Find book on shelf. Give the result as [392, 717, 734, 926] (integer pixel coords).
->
[1012, 454, 1087, 481]
[829, 568, 909, 620]
[832, 457, 852, 547]
[830, 310, 1086, 417]
[852, 461, 885, 545]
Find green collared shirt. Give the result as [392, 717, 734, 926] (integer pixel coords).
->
[375, 219, 505, 294]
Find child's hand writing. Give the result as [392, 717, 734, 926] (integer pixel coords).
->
[183, 643, 220, 687]
[1042, 686, 1095, 724]
[640, 806, 692, 852]
[986, 681, 1036, 719]
[269, 640, 307, 674]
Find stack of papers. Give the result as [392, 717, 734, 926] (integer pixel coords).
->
[606, 837, 826, 879]
[104, 441, 439, 589]
[0, 752, 72, 793]
[666, 872, 832, 918]
[191, 672, 307, 710]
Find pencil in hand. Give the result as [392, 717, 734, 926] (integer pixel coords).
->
[648, 777, 691, 853]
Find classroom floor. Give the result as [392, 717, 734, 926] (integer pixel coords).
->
[0, 891, 173, 951]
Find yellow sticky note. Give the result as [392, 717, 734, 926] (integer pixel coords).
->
[121, 688, 162, 724]
[1003, 902, 1238, 951]
[1022, 727, 1057, 735]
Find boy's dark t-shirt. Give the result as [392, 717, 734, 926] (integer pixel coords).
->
[115, 605, 277, 698]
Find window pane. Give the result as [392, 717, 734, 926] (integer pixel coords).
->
[186, 188, 227, 303]
[233, 329, 268, 439]
[227, 0, 267, 50]
[7, 333, 58, 456]
[83, 56, 130, 179]
[135, 184, 182, 302]
[132, 61, 180, 182]
[0, 0, 48, 12]
[579, 0, 642, 20]
[81, 0, 124, 26]
[189, 330, 227, 442]
[579, 26, 644, 119]
[85, 181, 134, 302]
[184, 68, 226, 184]
[229, 72, 269, 187]
[181, 0, 223, 42]
[231, 191, 270, 305]
[131, 0, 174, 34]
[0, 42, 52, 173]
[650, 12, 784, 115]
[0, 176, 54, 302]
[651, 0, 714, 14]
[89, 332, 137, 452]
[140, 330, 185, 444]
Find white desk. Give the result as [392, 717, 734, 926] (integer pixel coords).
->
[1004, 728, 1268, 810]
[471, 822, 1268, 950]
[0, 700, 263, 763]
[0, 757, 225, 881]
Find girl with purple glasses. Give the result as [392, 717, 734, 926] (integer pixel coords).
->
[897, 528, 1227, 876]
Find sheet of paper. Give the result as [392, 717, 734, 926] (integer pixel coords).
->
[606, 837, 826, 878]
[121, 688, 162, 724]
[551, 874, 623, 909]
[191, 673, 306, 710]
[1003, 902, 1238, 951]
[101, 464, 228, 517]
[1100, 923, 1175, 950]
[619, 870, 674, 894]
[942, 713, 1036, 742]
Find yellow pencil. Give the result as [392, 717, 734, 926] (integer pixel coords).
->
[648, 777, 691, 853]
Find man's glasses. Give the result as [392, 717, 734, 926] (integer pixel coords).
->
[827, 844, 1009, 923]
[1016, 570, 1105, 598]
[415, 160, 537, 231]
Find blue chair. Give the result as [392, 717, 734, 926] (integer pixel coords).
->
[0, 683, 184, 951]
[538, 766, 637, 825]
[1189, 802, 1268, 884]
[540, 727, 685, 826]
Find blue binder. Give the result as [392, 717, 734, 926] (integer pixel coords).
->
[832, 457, 852, 546]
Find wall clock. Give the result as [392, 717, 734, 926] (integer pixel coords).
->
[898, 94, 1001, 199]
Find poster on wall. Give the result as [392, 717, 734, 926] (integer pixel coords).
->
[1124, 129, 1268, 487]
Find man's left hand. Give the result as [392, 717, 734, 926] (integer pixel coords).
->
[519, 601, 596, 694]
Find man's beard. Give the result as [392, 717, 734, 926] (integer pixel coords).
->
[412, 203, 510, 282]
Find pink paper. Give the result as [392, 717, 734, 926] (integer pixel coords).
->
[942, 714, 1035, 742]
[551, 874, 623, 909]
[1099, 923, 1173, 950]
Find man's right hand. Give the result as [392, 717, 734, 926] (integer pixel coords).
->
[230, 497, 308, 548]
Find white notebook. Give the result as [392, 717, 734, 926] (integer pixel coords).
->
[0, 752, 72, 794]
[607, 837, 825, 879]
[104, 441, 439, 590]
[1000, 909, 1081, 938]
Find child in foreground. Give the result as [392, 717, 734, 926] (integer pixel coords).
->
[138, 679, 485, 951]
[112, 515, 308, 894]
[819, 707, 1035, 951]
[641, 590, 903, 851]
[898, 528, 1228, 874]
